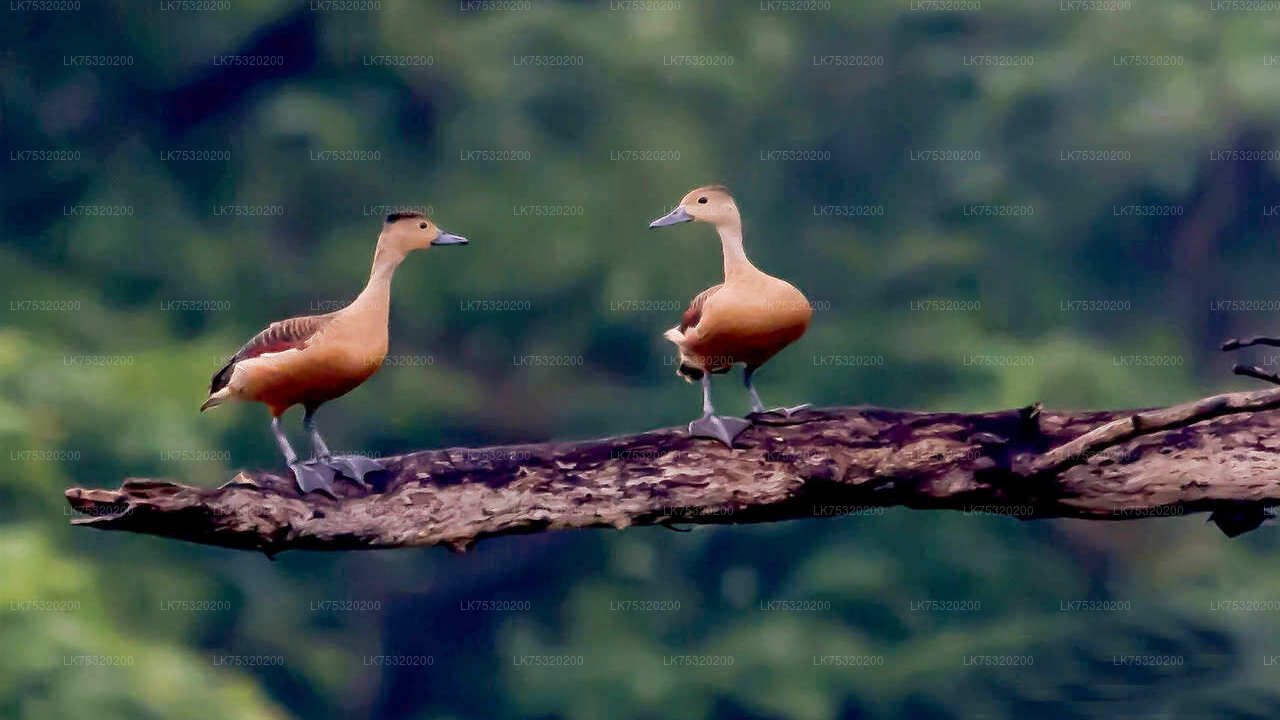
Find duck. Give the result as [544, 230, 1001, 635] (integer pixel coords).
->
[649, 185, 811, 447]
[200, 211, 468, 493]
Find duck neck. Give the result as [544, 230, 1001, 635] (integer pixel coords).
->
[716, 218, 756, 283]
[350, 238, 404, 319]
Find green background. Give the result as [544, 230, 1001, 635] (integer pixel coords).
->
[5, 1, 1280, 717]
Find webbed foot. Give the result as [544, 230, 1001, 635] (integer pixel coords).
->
[688, 414, 751, 448]
[290, 460, 337, 495]
[319, 455, 385, 487]
[749, 404, 813, 425]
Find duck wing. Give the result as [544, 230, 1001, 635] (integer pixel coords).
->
[680, 283, 724, 333]
[209, 314, 333, 394]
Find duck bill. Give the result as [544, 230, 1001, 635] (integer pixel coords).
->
[649, 206, 692, 228]
[432, 231, 469, 246]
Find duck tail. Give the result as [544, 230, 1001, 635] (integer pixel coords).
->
[663, 327, 703, 382]
[676, 362, 703, 383]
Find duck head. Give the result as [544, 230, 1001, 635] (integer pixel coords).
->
[380, 211, 468, 254]
[649, 185, 739, 230]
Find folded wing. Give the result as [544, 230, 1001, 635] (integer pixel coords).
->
[680, 283, 723, 334]
[209, 314, 332, 394]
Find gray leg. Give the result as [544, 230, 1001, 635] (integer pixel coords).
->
[273, 417, 335, 494]
[687, 374, 751, 448]
[303, 408, 383, 487]
[303, 408, 332, 460]
[271, 416, 298, 465]
[744, 366, 810, 421]
[744, 367, 766, 414]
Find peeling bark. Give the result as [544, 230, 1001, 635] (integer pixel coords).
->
[65, 390, 1280, 556]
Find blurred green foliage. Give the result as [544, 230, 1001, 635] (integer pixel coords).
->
[6, 0, 1280, 718]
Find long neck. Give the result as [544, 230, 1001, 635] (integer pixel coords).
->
[349, 238, 404, 318]
[716, 215, 756, 282]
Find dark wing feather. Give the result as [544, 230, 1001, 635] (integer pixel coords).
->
[209, 314, 332, 394]
[680, 284, 723, 333]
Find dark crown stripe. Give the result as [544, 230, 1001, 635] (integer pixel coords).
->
[385, 211, 425, 223]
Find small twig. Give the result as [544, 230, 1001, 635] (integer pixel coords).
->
[1024, 387, 1280, 477]
[1233, 364, 1280, 386]
[1222, 335, 1280, 351]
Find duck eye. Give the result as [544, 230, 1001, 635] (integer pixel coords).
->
[419, 222, 428, 229]
[697, 197, 707, 204]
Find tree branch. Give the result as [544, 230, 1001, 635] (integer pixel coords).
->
[1232, 364, 1280, 387]
[65, 390, 1280, 556]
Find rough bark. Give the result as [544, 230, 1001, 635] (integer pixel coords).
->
[65, 389, 1280, 557]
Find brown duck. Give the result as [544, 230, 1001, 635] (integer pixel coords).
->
[201, 211, 468, 492]
[650, 185, 811, 446]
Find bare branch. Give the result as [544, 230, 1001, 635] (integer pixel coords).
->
[1223, 336, 1280, 351]
[65, 393, 1280, 556]
[1232, 364, 1280, 386]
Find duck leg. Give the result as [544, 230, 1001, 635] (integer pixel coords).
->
[743, 366, 810, 422]
[272, 416, 336, 494]
[304, 408, 383, 487]
[687, 374, 751, 448]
